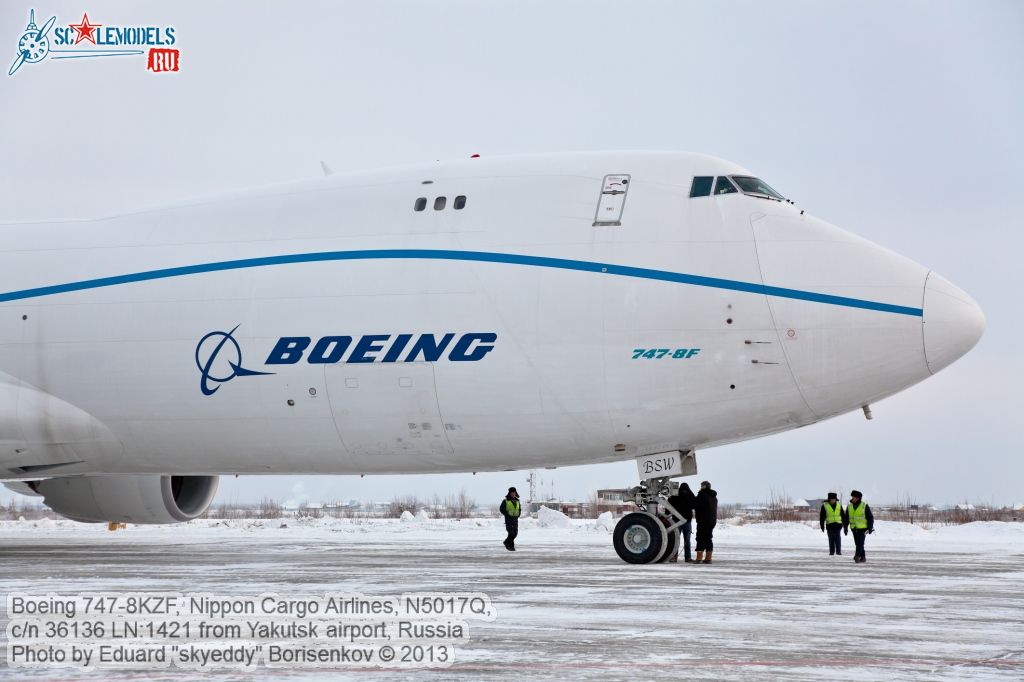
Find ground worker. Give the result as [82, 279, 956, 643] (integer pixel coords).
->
[844, 489, 874, 563]
[819, 492, 847, 556]
[500, 487, 521, 551]
[666, 482, 696, 562]
[693, 480, 718, 564]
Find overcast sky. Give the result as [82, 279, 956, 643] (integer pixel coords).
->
[1, 1, 1021, 507]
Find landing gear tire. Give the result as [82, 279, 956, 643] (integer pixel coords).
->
[613, 512, 668, 564]
[656, 521, 680, 563]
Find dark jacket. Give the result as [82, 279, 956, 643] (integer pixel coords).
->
[499, 496, 520, 522]
[694, 488, 718, 527]
[819, 501, 848, 531]
[843, 502, 874, 532]
[667, 485, 696, 522]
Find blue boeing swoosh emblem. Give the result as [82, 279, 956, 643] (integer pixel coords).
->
[194, 325, 273, 396]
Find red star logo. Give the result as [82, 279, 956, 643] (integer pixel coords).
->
[69, 13, 102, 45]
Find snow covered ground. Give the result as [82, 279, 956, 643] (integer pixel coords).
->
[1, 516, 1022, 680]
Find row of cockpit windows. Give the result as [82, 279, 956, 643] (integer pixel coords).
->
[690, 175, 786, 201]
[690, 176, 737, 197]
[414, 196, 467, 212]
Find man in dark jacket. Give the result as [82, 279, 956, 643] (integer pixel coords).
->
[499, 487, 521, 551]
[666, 482, 697, 562]
[819, 492, 847, 556]
[843, 489, 874, 563]
[693, 481, 718, 564]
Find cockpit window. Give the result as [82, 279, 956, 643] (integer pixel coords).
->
[730, 176, 786, 201]
[714, 176, 738, 195]
[689, 176, 713, 198]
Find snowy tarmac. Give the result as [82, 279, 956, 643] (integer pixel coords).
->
[1, 516, 1023, 681]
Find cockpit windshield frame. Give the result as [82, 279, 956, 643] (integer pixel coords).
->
[729, 175, 786, 201]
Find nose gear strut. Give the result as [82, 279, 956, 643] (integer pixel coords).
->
[612, 465, 696, 564]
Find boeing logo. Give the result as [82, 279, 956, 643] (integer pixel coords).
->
[195, 328, 498, 396]
[194, 325, 273, 396]
[265, 332, 498, 365]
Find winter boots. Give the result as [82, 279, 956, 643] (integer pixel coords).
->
[694, 551, 704, 563]
[703, 551, 713, 564]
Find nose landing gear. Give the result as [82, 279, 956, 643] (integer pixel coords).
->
[613, 477, 688, 564]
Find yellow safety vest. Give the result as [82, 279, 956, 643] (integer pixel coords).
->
[848, 502, 868, 529]
[823, 502, 843, 525]
[505, 500, 521, 517]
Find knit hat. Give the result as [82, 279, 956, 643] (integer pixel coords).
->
[850, 490, 863, 499]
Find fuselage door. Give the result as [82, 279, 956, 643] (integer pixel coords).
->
[593, 174, 631, 226]
[325, 363, 453, 462]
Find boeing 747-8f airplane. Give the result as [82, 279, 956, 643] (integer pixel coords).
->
[0, 151, 983, 562]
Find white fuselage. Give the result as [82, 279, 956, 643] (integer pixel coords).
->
[0, 151, 983, 478]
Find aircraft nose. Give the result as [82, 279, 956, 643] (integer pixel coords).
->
[922, 272, 985, 375]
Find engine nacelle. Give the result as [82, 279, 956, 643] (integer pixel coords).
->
[32, 475, 219, 524]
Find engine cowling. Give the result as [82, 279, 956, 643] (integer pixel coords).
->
[32, 475, 219, 524]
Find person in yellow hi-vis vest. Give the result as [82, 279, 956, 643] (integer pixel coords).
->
[500, 487, 521, 551]
[819, 492, 847, 556]
[844, 490, 874, 563]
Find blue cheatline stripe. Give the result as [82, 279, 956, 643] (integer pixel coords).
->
[0, 249, 924, 316]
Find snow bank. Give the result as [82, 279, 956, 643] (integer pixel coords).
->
[537, 505, 572, 528]
[870, 520, 929, 539]
[724, 521, 819, 540]
[594, 511, 615, 532]
[415, 509, 431, 522]
[931, 520, 1024, 544]
[399, 510, 415, 523]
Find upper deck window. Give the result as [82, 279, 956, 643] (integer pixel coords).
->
[689, 176, 713, 198]
[714, 176, 738, 195]
[730, 176, 786, 201]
